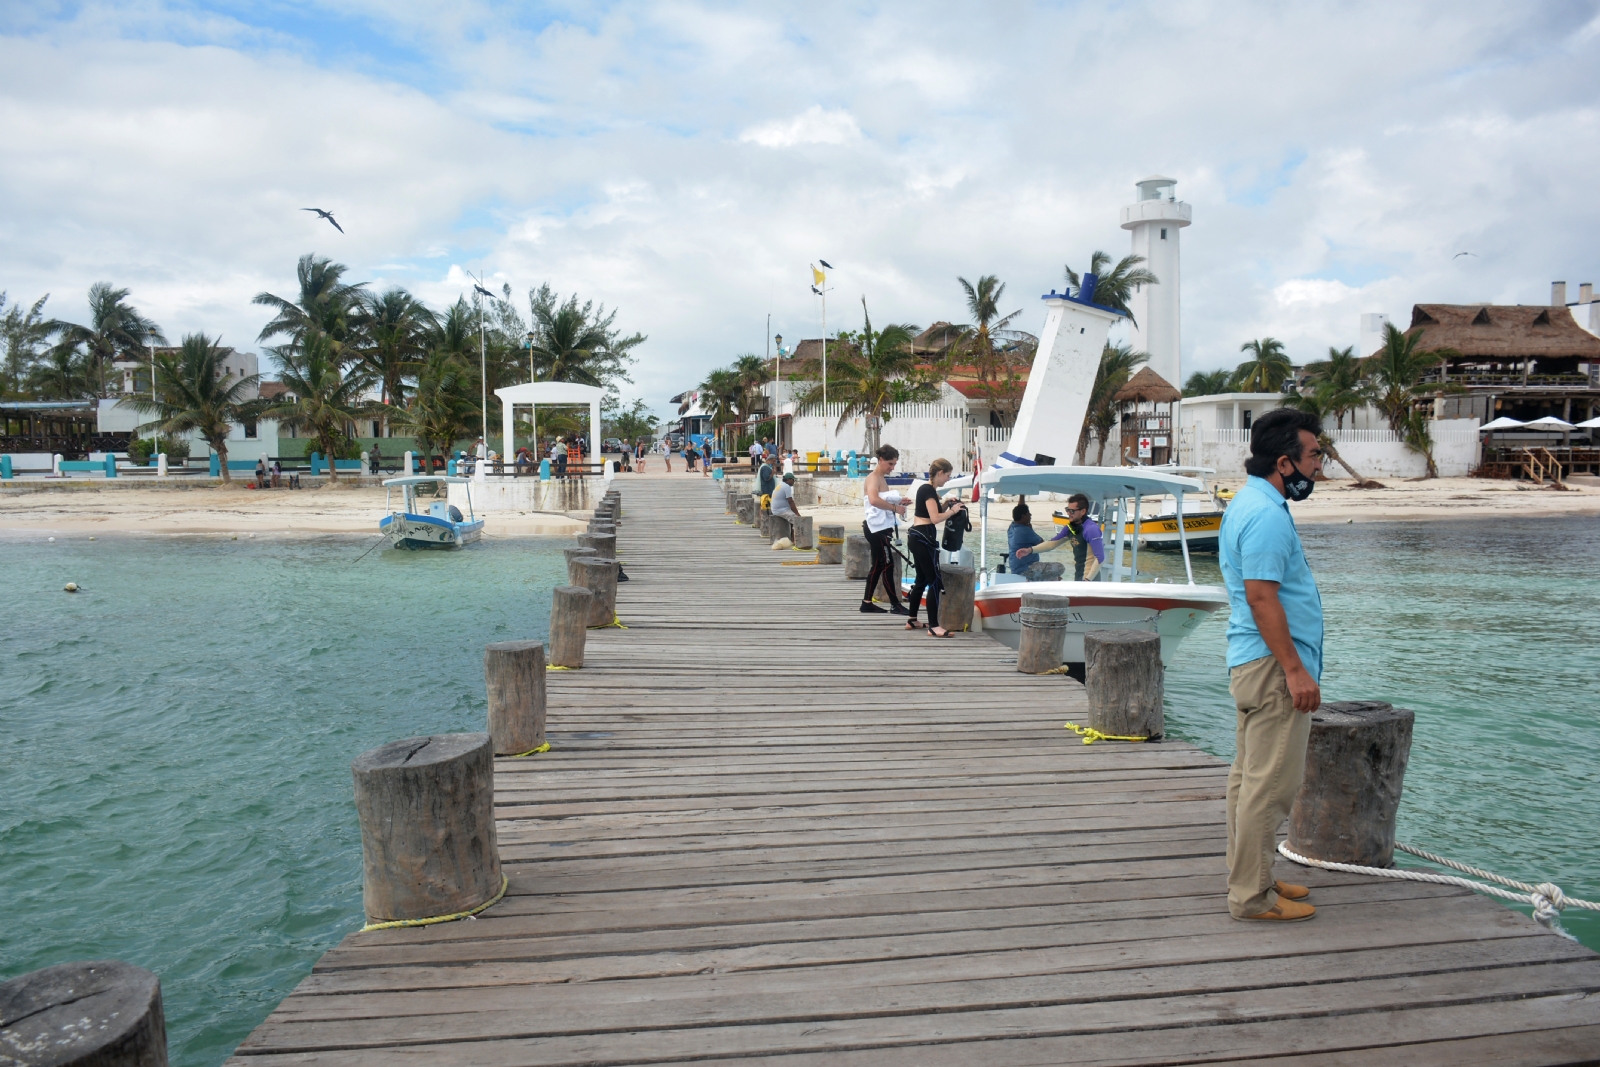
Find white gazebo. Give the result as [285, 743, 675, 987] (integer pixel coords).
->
[495, 381, 604, 461]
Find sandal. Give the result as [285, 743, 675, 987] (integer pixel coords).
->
[904, 620, 925, 630]
[928, 627, 954, 638]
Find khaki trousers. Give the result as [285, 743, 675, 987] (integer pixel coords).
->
[1226, 655, 1312, 917]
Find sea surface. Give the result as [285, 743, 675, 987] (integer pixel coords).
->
[4, 517, 1599, 1067]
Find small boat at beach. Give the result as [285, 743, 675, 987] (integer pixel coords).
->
[1053, 465, 1227, 552]
[973, 466, 1228, 665]
[380, 476, 484, 549]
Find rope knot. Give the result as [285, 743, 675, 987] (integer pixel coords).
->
[1532, 882, 1567, 925]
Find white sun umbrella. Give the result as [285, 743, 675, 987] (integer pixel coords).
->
[1576, 416, 1600, 429]
[1479, 416, 1526, 431]
[1522, 416, 1576, 431]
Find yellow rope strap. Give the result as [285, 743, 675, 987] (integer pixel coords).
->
[817, 535, 845, 544]
[781, 559, 822, 566]
[1041, 666, 1073, 675]
[1064, 721, 1149, 745]
[589, 615, 628, 629]
[546, 664, 575, 671]
[362, 873, 508, 932]
[510, 741, 551, 757]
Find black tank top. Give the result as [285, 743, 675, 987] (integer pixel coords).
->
[914, 483, 939, 520]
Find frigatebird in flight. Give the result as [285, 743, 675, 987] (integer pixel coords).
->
[303, 208, 344, 233]
[1453, 251, 1477, 259]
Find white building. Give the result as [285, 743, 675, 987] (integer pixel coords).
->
[1120, 176, 1191, 390]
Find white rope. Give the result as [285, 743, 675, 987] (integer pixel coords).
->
[1278, 840, 1600, 938]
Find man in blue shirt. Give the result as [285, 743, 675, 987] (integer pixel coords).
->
[1218, 408, 1325, 923]
[1006, 503, 1049, 577]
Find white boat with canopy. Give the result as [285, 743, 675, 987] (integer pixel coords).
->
[380, 476, 484, 549]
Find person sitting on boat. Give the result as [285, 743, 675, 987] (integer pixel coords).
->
[1013, 493, 1104, 581]
[1006, 503, 1065, 581]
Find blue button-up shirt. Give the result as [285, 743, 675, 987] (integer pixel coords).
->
[1218, 476, 1324, 680]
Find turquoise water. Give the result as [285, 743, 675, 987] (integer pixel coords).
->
[5, 520, 1599, 1067]
[1, 534, 565, 1067]
[985, 514, 1600, 949]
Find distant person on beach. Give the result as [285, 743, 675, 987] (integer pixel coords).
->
[271, 460, 282, 488]
[1219, 408, 1325, 924]
[860, 444, 908, 615]
[660, 438, 672, 473]
[685, 441, 698, 472]
[1013, 493, 1103, 580]
[748, 439, 762, 469]
[255, 457, 267, 487]
[634, 440, 646, 473]
[369, 442, 382, 474]
[700, 440, 712, 477]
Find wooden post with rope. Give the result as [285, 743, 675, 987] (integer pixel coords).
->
[549, 585, 592, 668]
[573, 556, 618, 626]
[844, 534, 870, 578]
[484, 640, 546, 755]
[351, 733, 502, 925]
[938, 563, 976, 632]
[1084, 629, 1164, 740]
[1017, 592, 1070, 674]
[816, 523, 845, 564]
[1288, 701, 1414, 867]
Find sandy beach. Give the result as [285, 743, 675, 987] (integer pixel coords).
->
[5, 472, 1597, 539]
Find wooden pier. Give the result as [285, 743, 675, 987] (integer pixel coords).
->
[230, 478, 1600, 1066]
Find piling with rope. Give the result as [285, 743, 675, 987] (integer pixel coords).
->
[573, 556, 618, 626]
[1288, 700, 1413, 868]
[1017, 592, 1071, 674]
[816, 524, 845, 564]
[484, 640, 547, 756]
[789, 514, 815, 549]
[351, 733, 503, 928]
[549, 585, 593, 668]
[1084, 629, 1163, 741]
[844, 534, 870, 578]
[938, 563, 976, 632]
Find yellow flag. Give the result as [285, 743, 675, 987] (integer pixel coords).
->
[811, 266, 826, 286]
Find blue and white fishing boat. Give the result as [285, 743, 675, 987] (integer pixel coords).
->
[379, 476, 484, 549]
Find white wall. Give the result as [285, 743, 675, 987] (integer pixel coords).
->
[1183, 419, 1481, 478]
[789, 403, 971, 476]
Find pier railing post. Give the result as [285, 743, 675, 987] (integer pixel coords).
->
[485, 640, 547, 755]
[0, 960, 169, 1066]
[1084, 629, 1164, 739]
[1017, 592, 1070, 673]
[550, 585, 593, 667]
[1288, 701, 1414, 867]
[844, 534, 870, 578]
[351, 733, 502, 924]
[791, 514, 814, 549]
[573, 557, 619, 626]
[816, 523, 845, 564]
[938, 563, 976, 631]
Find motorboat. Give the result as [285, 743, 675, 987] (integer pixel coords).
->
[973, 465, 1227, 664]
[380, 475, 484, 549]
[1054, 464, 1227, 552]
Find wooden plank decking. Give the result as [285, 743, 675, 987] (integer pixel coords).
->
[229, 477, 1600, 1066]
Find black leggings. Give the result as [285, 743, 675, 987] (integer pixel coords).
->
[908, 527, 941, 627]
[862, 524, 903, 608]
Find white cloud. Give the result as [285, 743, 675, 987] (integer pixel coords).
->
[739, 106, 863, 148]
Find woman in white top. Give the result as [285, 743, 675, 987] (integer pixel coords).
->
[782, 451, 796, 476]
[859, 444, 909, 614]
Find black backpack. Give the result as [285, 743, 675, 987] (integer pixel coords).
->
[941, 501, 972, 552]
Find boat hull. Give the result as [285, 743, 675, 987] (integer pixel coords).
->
[380, 513, 485, 550]
[1054, 510, 1224, 552]
[974, 579, 1226, 663]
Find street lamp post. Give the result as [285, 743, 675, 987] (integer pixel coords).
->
[148, 327, 159, 463]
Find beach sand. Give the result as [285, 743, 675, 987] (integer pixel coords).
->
[4, 473, 1597, 538]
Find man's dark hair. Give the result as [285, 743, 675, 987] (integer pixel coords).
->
[875, 444, 899, 461]
[1245, 409, 1322, 478]
[1012, 503, 1031, 522]
[1066, 493, 1089, 510]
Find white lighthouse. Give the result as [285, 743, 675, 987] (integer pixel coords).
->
[1120, 176, 1192, 389]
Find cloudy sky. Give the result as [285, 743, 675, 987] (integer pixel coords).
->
[3, 1, 1598, 415]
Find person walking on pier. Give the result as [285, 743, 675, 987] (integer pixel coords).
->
[1219, 408, 1325, 923]
[860, 444, 908, 615]
[907, 458, 965, 636]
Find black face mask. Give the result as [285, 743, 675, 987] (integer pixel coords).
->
[1282, 468, 1315, 501]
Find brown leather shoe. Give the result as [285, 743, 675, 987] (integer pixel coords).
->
[1275, 880, 1311, 901]
[1237, 897, 1316, 922]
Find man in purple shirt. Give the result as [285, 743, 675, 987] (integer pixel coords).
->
[1013, 493, 1104, 580]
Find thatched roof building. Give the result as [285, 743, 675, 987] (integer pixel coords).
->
[1113, 367, 1181, 404]
[1407, 304, 1600, 362]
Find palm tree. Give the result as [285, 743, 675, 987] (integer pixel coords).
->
[1280, 386, 1379, 487]
[1234, 337, 1292, 392]
[392, 352, 478, 472]
[50, 282, 165, 397]
[1183, 369, 1235, 397]
[525, 283, 645, 387]
[1065, 251, 1159, 324]
[253, 254, 366, 360]
[357, 288, 435, 407]
[1077, 343, 1148, 465]
[1300, 346, 1365, 429]
[26, 345, 95, 400]
[122, 333, 259, 483]
[799, 299, 934, 455]
[951, 275, 1034, 426]
[1400, 408, 1439, 479]
[1365, 323, 1444, 431]
[2, 292, 55, 397]
[695, 367, 744, 444]
[262, 335, 385, 482]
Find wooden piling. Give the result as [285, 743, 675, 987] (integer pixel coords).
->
[844, 534, 870, 578]
[577, 532, 616, 561]
[549, 585, 593, 668]
[1084, 629, 1164, 739]
[351, 733, 502, 924]
[816, 523, 845, 564]
[768, 512, 791, 544]
[564, 548, 597, 585]
[938, 563, 976, 631]
[735, 496, 754, 525]
[1289, 700, 1414, 867]
[484, 640, 547, 755]
[790, 514, 814, 549]
[572, 556, 619, 626]
[1017, 592, 1070, 673]
[0, 960, 168, 1067]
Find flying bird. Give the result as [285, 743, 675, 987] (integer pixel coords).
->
[1453, 251, 1477, 259]
[818, 259, 834, 269]
[302, 208, 343, 233]
[811, 285, 823, 296]
[473, 284, 496, 299]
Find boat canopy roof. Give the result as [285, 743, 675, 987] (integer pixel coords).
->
[382, 475, 473, 487]
[980, 464, 1205, 498]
